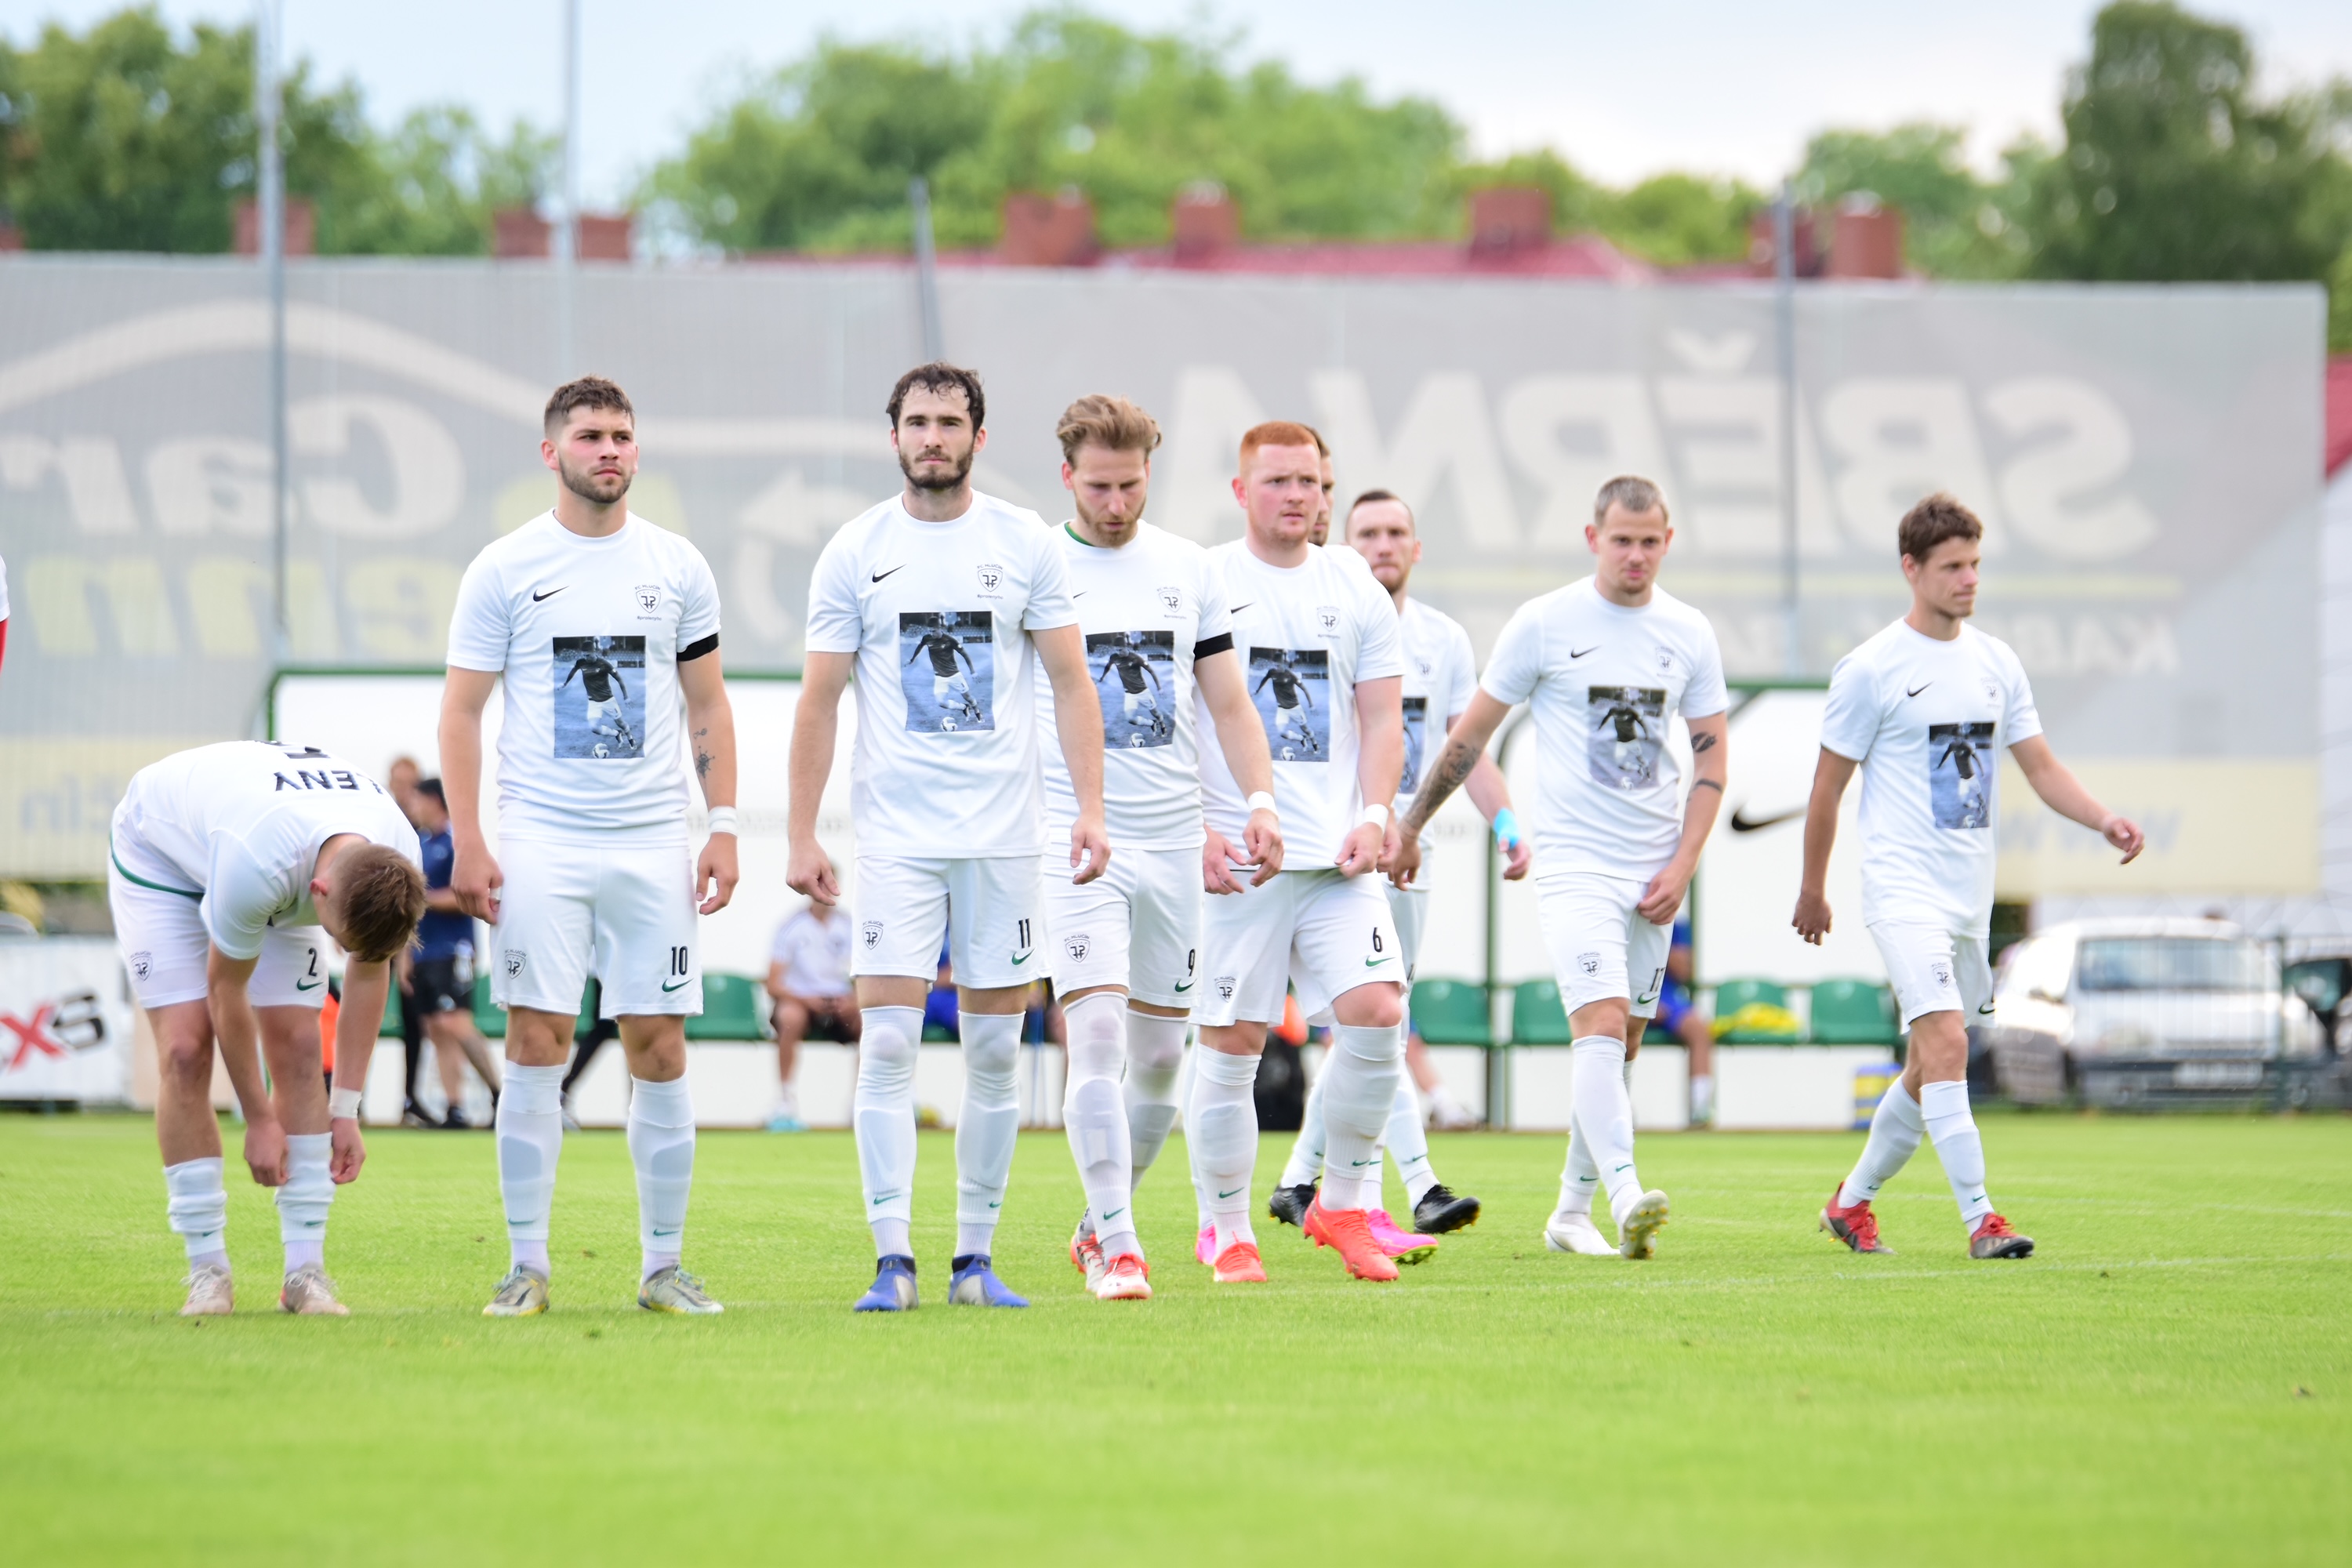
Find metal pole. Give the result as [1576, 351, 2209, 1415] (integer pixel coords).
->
[257, 0, 288, 659]
[555, 0, 579, 376]
[910, 177, 943, 361]
[1773, 180, 1801, 677]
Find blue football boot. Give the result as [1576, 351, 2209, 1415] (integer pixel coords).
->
[948, 1254, 1029, 1308]
[853, 1254, 919, 1312]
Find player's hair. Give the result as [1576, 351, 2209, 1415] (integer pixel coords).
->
[1898, 492, 1983, 562]
[415, 778, 445, 805]
[543, 376, 633, 436]
[1056, 394, 1161, 463]
[333, 843, 428, 965]
[1238, 420, 1322, 473]
[888, 362, 986, 430]
[1301, 424, 1330, 458]
[1345, 488, 1415, 532]
[1593, 474, 1669, 526]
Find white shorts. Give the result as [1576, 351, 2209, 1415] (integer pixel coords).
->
[1041, 843, 1202, 1008]
[854, 855, 1043, 991]
[1537, 873, 1671, 1018]
[492, 837, 700, 1018]
[1870, 923, 1993, 1025]
[107, 833, 326, 1011]
[1197, 869, 1401, 1029]
[1298, 881, 1427, 1021]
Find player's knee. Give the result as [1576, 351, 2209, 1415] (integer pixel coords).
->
[962, 1027, 1018, 1081]
[1333, 982, 1404, 1031]
[156, 1027, 214, 1087]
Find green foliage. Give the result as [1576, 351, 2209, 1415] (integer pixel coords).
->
[1795, 122, 2031, 278]
[318, 107, 557, 256]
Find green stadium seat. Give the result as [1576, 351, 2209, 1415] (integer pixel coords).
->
[1711, 978, 1802, 1044]
[920, 1022, 956, 1043]
[687, 974, 770, 1041]
[1411, 978, 1491, 1046]
[472, 974, 503, 1039]
[1808, 978, 1899, 1045]
[1511, 979, 1573, 1045]
[379, 985, 404, 1037]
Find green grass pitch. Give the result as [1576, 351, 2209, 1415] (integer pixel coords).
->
[0, 1113, 2343, 1566]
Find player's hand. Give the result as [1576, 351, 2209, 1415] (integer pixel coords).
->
[1202, 827, 1249, 895]
[1241, 808, 1283, 887]
[1069, 815, 1111, 886]
[1791, 887, 1833, 946]
[695, 831, 740, 915]
[244, 1114, 289, 1187]
[787, 837, 840, 906]
[452, 840, 503, 923]
[1385, 829, 1423, 890]
[1502, 834, 1534, 881]
[328, 1116, 366, 1183]
[2103, 813, 2146, 865]
[1636, 860, 1693, 926]
[1335, 822, 1384, 878]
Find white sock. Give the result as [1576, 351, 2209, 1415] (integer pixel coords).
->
[1062, 993, 1137, 1258]
[1386, 1077, 1437, 1208]
[855, 1007, 922, 1258]
[1318, 1023, 1403, 1212]
[497, 1062, 566, 1275]
[1838, 1080, 1924, 1208]
[165, 1156, 229, 1269]
[1555, 1123, 1600, 1220]
[955, 1011, 1022, 1258]
[277, 1132, 333, 1272]
[1570, 1035, 1644, 1226]
[1918, 1079, 1994, 1229]
[1189, 1046, 1261, 1254]
[1277, 1070, 1327, 1191]
[1123, 1009, 1186, 1187]
[628, 1075, 695, 1279]
[1690, 1073, 1715, 1123]
[1181, 1046, 1210, 1230]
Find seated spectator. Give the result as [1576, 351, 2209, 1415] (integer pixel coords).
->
[764, 898, 859, 1133]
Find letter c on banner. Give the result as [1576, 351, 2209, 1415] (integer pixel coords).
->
[291, 395, 464, 539]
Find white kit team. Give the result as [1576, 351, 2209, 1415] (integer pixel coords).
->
[115, 361, 2151, 1318]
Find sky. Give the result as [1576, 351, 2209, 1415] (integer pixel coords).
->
[7, 1, 2352, 207]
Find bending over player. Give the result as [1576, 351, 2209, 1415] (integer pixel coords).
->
[1398, 475, 1727, 1261]
[1802, 494, 2142, 1259]
[111, 742, 426, 1315]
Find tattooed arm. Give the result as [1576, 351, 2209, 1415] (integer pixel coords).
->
[679, 645, 740, 914]
[1387, 690, 1514, 888]
[1634, 711, 1728, 924]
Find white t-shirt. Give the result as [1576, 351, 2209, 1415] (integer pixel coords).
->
[1481, 577, 1729, 881]
[1395, 594, 1479, 891]
[1197, 541, 1404, 867]
[114, 742, 422, 960]
[770, 908, 855, 997]
[805, 491, 1076, 859]
[446, 512, 721, 845]
[1033, 521, 1232, 851]
[1818, 619, 2043, 935]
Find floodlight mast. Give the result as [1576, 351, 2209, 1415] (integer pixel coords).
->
[1773, 179, 1800, 678]
[911, 178, 945, 361]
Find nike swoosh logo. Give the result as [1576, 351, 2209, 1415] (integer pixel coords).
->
[1229, 604, 1252, 615]
[872, 565, 906, 582]
[1351, 1158, 1378, 1167]
[1101, 1207, 1125, 1221]
[1905, 682, 1932, 699]
[1978, 1001, 1997, 1014]
[295, 978, 322, 991]
[1365, 955, 1394, 967]
[1635, 991, 1659, 1005]
[1217, 1186, 1245, 1199]
[988, 1200, 1003, 1209]
[532, 586, 566, 601]
[1011, 950, 1032, 965]
[661, 978, 692, 993]
[1073, 590, 1087, 598]
[1569, 645, 1598, 659]
[1730, 808, 1802, 833]
[1173, 981, 1193, 992]
[652, 1229, 679, 1237]
[872, 1192, 901, 1206]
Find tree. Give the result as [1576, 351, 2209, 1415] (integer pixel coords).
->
[321, 106, 556, 256]
[1795, 122, 2031, 278]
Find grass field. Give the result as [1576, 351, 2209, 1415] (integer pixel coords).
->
[1, 1113, 2344, 1566]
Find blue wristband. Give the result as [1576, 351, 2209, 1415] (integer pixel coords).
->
[1492, 808, 1522, 851]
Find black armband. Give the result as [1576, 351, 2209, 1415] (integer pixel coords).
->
[678, 632, 720, 662]
[1193, 632, 1234, 660]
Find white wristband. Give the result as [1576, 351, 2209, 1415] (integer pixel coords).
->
[328, 1087, 362, 1120]
[1361, 803, 1391, 829]
[1245, 791, 1278, 817]
[705, 807, 739, 837]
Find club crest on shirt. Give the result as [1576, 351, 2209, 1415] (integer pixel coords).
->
[503, 949, 526, 978]
[1657, 646, 1675, 673]
[1316, 604, 1340, 636]
[862, 920, 884, 951]
[1930, 959, 1955, 989]
[1577, 951, 1602, 977]
[633, 584, 661, 616]
[1063, 934, 1091, 964]
[1214, 975, 1236, 1000]
[1983, 678, 2002, 705]
[1157, 586, 1182, 615]
[129, 951, 152, 981]
[975, 563, 1004, 597]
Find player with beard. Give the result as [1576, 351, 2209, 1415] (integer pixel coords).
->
[1271, 489, 1532, 1251]
[1805, 494, 2142, 1259]
[790, 363, 1109, 1312]
[1189, 422, 1408, 1284]
[1395, 476, 1727, 1261]
[445, 376, 741, 1317]
[1043, 394, 1284, 1302]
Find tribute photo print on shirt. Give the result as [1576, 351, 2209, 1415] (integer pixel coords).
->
[1929, 720, 1995, 829]
[1587, 684, 1665, 789]
[899, 611, 996, 732]
[1401, 695, 1430, 793]
[1249, 647, 1329, 762]
[1090, 629, 1176, 749]
[553, 635, 648, 758]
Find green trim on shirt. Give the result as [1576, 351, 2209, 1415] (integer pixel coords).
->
[110, 842, 201, 900]
[1063, 523, 1102, 548]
